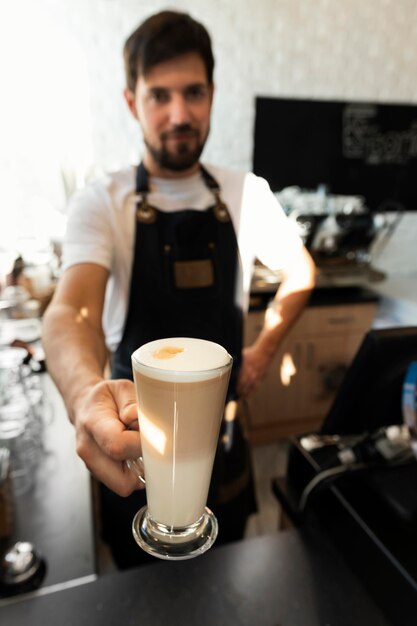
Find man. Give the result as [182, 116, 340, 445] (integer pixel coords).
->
[42, 10, 315, 568]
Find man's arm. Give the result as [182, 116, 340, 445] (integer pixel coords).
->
[42, 263, 142, 496]
[237, 246, 316, 397]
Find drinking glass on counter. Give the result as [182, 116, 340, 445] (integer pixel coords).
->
[0, 347, 48, 494]
[127, 337, 232, 560]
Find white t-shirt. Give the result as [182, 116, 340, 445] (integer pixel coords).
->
[63, 163, 302, 351]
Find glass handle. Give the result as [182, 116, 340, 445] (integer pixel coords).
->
[127, 456, 146, 485]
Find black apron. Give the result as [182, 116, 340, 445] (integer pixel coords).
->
[112, 163, 243, 394]
[101, 163, 256, 569]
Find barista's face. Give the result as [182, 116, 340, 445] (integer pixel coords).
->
[125, 52, 214, 177]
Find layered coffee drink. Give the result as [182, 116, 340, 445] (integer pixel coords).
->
[131, 337, 231, 529]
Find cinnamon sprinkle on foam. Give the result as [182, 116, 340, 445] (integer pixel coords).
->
[153, 346, 185, 360]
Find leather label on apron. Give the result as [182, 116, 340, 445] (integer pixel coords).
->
[174, 259, 214, 288]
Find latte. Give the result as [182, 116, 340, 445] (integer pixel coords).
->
[132, 338, 231, 528]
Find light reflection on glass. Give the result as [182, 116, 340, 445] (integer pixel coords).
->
[138, 411, 166, 455]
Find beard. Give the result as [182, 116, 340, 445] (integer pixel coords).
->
[144, 124, 209, 172]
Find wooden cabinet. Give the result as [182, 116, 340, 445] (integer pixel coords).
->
[242, 300, 377, 444]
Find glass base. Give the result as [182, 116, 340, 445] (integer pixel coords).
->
[132, 505, 218, 561]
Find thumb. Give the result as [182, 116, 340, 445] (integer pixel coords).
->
[109, 378, 138, 427]
[119, 399, 138, 428]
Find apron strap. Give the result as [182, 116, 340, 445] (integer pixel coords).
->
[135, 162, 229, 222]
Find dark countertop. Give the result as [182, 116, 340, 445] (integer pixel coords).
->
[0, 528, 390, 626]
[249, 285, 380, 312]
[0, 374, 96, 592]
[308, 285, 380, 306]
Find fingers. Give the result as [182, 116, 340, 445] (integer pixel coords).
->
[92, 419, 142, 462]
[237, 344, 272, 397]
[109, 379, 139, 428]
[79, 379, 141, 457]
[77, 430, 144, 496]
[237, 375, 257, 398]
[119, 401, 139, 428]
[74, 378, 144, 495]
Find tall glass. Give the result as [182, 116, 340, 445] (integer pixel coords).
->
[128, 337, 232, 560]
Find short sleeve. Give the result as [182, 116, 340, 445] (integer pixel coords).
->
[62, 183, 114, 271]
[240, 173, 303, 271]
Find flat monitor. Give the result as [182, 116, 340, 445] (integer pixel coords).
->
[253, 96, 417, 212]
[320, 326, 417, 435]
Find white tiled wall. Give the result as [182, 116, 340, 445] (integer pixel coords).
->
[1, 0, 417, 271]
[24, 0, 417, 172]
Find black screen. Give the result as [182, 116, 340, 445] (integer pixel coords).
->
[320, 326, 417, 435]
[253, 96, 417, 212]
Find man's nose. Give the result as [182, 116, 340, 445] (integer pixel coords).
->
[169, 94, 191, 125]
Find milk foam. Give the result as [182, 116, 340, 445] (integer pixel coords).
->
[132, 338, 231, 382]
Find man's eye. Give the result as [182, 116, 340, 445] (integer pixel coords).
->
[150, 90, 169, 104]
[185, 86, 208, 101]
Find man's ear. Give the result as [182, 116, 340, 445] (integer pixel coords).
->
[124, 88, 139, 120]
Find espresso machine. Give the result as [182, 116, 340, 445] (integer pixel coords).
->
[277, 186, 391, 287]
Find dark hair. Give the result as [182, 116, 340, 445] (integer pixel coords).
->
[123, 11, 215, 92]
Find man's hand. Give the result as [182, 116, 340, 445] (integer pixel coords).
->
[238, 246, 315, 399]
[74, 378, 144, 496]
[237, 344, 273, 398]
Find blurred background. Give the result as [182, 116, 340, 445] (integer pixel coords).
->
[1, 0, 417, 282]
